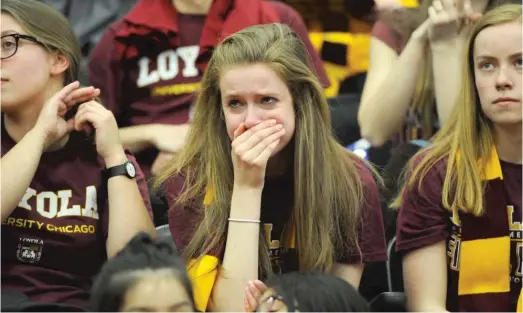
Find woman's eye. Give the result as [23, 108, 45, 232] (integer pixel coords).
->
[261, 97, 277, 104]
[2, 40, 15, 49]
[228, 99, 241, 107]
[480, 62, 494, 70]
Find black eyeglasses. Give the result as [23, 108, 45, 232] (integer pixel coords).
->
[255, 294, 285, 312]
[255, 294, 302, 312]
[1, 34, 45, 60]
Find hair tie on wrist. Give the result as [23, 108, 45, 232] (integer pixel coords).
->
[228, 218, 260, 223]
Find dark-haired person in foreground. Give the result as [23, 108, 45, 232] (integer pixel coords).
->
[246, 271, 370, 312]
[90, 232, 195, 312]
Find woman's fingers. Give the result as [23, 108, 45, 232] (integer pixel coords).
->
[245, 286, 258, 311]
[74, 103, 101, 130]
[63, 87, 100, 108]
[233, 124, 283, 156]
[65, 117, 77, 133]
[44, 81, 80, 114]
[253, 138, 280, 166]
[233, 119, 276, 144]
[248, 280, 264, 301]
[53, 81, 80, 102]
[74, 110, 97, 132]
[244, 296, 251, 312]
[240, 128, 285, 163]
[253, 280, 268, 291]
[57, 102, 68, 117]
[434, 0, 445, 11]
[233, 122, 246, 140]
[428, 5, 438, 20]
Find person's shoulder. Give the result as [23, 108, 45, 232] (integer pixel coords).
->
[268, 1, 301, 23]
[410, 149, 448, 178]
[163, 173, 187, 205]
[162, 172, 204, 210]
[398, 149, 449, 199]
[105, 19, 128, 38]
[371, 9, 409, 53]
[89, 19, 125, 60]
[165, 172, 205, 252]
[348, 153, 377, 186]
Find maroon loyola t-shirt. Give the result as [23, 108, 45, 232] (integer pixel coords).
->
[1, 123, 152, 308]
[166, 157, 387, 273]
[88, 0, 330, 179]
[396, 157, 522, 311]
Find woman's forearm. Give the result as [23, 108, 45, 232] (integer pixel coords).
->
[359, 36, 427, 146]
[119, 124, 157, 153]
[1, 130, 45, 221]
[105, 151, 155, 257]
[403, 241, 448, 312]
[431, 42, 465, 126]
[212, 185, 262, 312]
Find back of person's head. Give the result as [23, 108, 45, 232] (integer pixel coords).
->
[90, 233, 195, 312]
[258, 271, 370, 312]
[156, 23, 370, 278]
[1, 0, 80, 86]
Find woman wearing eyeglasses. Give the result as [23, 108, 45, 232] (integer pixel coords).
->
[1, 0, 155, 310]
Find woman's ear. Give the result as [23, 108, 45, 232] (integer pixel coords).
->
[49, 52, 70, 77]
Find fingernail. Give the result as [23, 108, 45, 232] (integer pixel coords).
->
[276, 124, 283, 130]
[268, 119, 276, 125]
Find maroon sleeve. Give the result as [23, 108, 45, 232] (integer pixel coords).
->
[88, 24, 123, 123]
[165, 175, 203, 253]
[270, 2, 331, 88]
[371, 19, 403, 54]
[341, 160, 388, 264]
[125, 150, 154, 221]
[396, 160, 449, 253]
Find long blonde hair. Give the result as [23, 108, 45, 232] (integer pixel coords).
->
[393, 4, 522, 215]
[381, 0, 518, 138]
[155, 23, 370, 276]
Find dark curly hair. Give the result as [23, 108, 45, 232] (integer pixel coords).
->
[90, 232, 194, 312]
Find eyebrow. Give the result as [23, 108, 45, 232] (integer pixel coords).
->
[223, 91, 281, 98]
[1, 30, 18, 36]
[475, 52, 522, 60]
